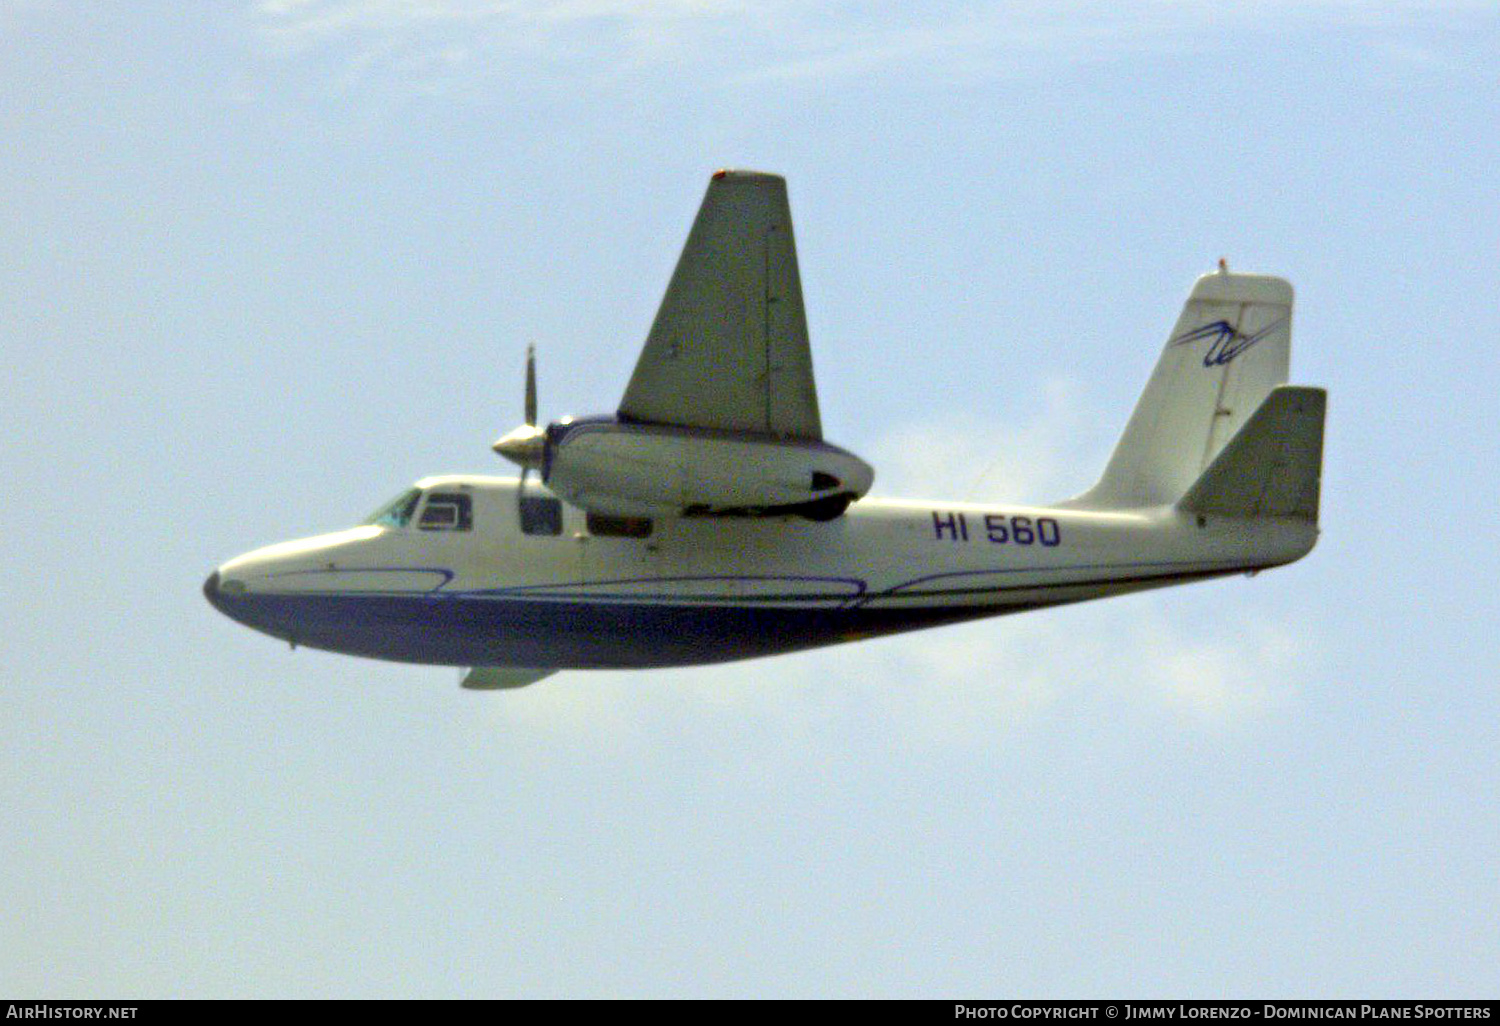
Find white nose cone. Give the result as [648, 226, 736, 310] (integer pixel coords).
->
[493, 424, 546, 468]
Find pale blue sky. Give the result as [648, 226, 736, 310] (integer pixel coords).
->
[3, 0, 1497, 997]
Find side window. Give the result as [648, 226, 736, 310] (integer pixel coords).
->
[419, 492, 473, 532]
[586, 512, 653, 538]
[520, 496, 563, 537]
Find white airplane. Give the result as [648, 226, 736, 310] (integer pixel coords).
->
[205, 169, 1326, 690]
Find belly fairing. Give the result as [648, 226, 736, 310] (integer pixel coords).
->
[209, 588, 1020, 669]
[205, 561, 1242, 669]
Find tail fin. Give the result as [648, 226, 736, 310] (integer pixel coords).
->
[1178, 385, 1326, 520]
[1066, 270, 1294, 509]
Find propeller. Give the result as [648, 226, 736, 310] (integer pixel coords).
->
[493, 345, 547, 510]
[524, 340, 537, 427]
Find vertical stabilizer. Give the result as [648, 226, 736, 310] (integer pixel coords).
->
[1065, 270, 1294, 509]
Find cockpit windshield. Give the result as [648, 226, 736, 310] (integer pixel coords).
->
[365, 487, 422, 528]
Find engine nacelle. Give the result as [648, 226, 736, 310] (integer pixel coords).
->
[542, 418, 874, 520]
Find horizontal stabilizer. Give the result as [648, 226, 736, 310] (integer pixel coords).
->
[1178, 385, 1326, 520]
[462, 667, 557, 690]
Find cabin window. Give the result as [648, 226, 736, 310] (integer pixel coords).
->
[419, 492, 473, 532]
[520, 495, 563, 537]
[366, 488, 422, 529]
[586, 512, 653, 538]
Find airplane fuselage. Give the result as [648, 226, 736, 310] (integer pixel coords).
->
[203, 476, 1317, 670]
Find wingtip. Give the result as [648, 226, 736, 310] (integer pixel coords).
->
[710, 168, 784, 184]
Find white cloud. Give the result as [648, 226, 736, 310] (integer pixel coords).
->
[0, 0, 55, 31]
[251, 0, 749, 82]
[250, 0, 1496, 89]
[869, 377, 1105, 506]
[1122, 602, 1312, 722]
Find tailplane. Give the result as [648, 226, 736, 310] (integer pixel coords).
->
[1177, 385, 1325, 521]
[1065, 269, 1295, 510]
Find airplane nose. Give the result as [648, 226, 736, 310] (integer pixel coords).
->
[203, 569, 223, 610]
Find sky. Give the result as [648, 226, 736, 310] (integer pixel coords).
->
[3, 0, 1498, 998]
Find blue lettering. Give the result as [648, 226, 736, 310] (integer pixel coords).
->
[1011, 516, 1035, 545]
[984, 514, 1008, 544]
[1038, 517, 1061, 547]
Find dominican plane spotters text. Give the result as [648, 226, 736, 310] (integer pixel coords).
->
[205, 170, 1326, 690]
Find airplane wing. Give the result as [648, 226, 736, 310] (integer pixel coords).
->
[617, 170, 823, 440]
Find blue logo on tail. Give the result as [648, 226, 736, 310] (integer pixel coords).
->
[1170, 316, 1287, 367]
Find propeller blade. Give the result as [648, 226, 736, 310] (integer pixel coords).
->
[494, 344, 545, 469]
[524, 343, 537, 427]
[495, 344, 546, 509]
